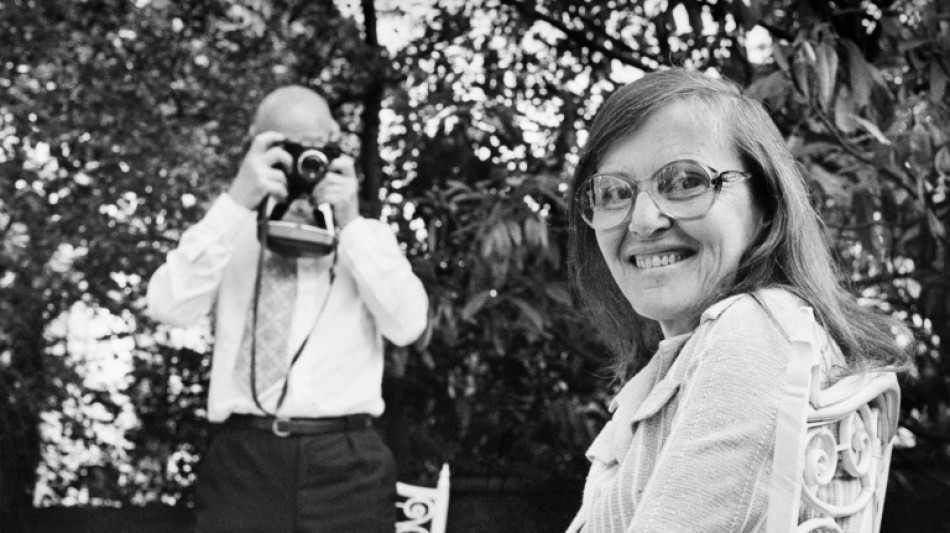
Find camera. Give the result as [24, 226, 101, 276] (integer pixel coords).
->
[258, 141, 343, 258]
[281, 141, 343, 201]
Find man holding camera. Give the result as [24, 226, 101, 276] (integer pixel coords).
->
[146, 85, 428, 532]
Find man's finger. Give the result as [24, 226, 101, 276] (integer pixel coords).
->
[319, 172, 356, 185]
[315, 180, 355, 200]
[264, 169, 289, 199]
[250, 130, 286, 152]
[327, 155, 356, 177]
[263, 145, 293, 171]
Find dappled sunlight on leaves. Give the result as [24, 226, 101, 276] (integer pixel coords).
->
[0, 0, 947, 514]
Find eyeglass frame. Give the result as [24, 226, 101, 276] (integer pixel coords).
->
[575, 159, 753, 230]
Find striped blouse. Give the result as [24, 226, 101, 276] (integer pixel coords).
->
[566, 288, 850, 532]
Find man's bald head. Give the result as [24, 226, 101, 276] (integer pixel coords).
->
[250, 85, 339, 144]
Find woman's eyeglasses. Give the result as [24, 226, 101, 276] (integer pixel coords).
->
[576, 160, 751, 230]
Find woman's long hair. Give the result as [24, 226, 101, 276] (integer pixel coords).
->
[568, 68, 912, 382]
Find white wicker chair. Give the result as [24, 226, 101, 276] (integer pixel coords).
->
[767, 307, 900, 533]
[395, 463, 451, 533]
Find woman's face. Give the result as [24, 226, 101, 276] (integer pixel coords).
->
[593, 102, 764, 337]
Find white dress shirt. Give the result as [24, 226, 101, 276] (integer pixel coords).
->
[146, 193, 429, 422]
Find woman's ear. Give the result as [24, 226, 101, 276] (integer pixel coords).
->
[758, 209, 773, 230]
[747, 173, 774, 236]
[752, 207, 773, 245]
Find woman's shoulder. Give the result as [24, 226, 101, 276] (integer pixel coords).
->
[700, 286, 806, 335]
[672, 288, 810, 392]
[694, 286, 847, 380]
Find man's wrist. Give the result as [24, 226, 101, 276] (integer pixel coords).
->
[336, 210, 360, 230]
[196, 192, 256, 239]
[220, 191, 255, 214]
[226, 183, 261, 210]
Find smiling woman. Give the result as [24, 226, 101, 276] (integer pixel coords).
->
[565, 68, 912, 532]
[588, 103, 764, 338]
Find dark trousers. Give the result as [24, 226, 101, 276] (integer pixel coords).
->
[195, 418, 396, 533]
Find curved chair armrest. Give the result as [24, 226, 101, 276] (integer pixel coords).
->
[396, 464, 451, 533]
[808, 371, 900, 441]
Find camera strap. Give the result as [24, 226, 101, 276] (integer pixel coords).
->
[248, 206, 337, 417]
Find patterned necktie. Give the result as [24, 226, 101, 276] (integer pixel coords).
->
[236, 250, 298, 399]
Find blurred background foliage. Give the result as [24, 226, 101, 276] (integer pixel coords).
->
[0, 0, 948, 527]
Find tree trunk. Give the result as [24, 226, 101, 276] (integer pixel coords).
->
[1, 308, 44, 532]
[358, 0, 384, 219]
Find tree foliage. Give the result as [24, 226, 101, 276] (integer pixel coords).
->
[0, 0, 947, 520]
[0, 0, 382, 512]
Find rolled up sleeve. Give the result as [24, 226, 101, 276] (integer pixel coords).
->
[337, 218, 428, 346]
[146, 193, 253, 327]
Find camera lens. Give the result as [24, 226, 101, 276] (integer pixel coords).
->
[297, 150, 330, 182]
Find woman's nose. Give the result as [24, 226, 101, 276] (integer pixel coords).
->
[626, 192, 673, 235]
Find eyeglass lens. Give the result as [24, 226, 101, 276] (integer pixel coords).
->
[579, 161, 717, 229]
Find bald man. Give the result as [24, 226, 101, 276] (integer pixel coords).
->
[146, 85, 428, 532]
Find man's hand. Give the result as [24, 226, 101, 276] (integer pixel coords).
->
[228, 131, 292, 210]
[314, 155, 360, 229]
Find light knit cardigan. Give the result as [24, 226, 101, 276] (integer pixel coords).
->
[567, 288, 851, 532]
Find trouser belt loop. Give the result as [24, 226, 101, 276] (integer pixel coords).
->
[345, 414, 372, 431]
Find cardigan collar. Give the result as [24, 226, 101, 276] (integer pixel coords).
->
[587, 294, 747, 465]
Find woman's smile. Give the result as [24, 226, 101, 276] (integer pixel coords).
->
[630, 249, 696, 269]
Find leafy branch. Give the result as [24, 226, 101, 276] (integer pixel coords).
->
[497, 0, 659, 71]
